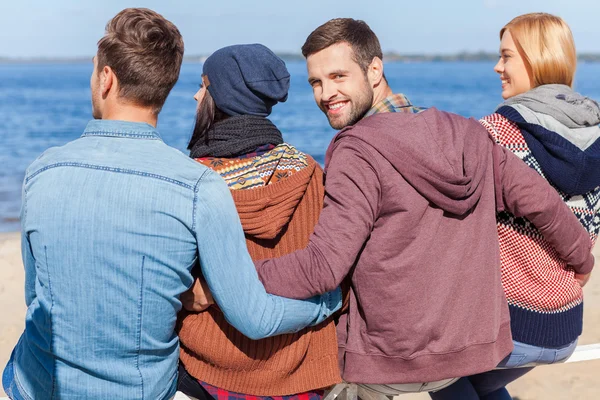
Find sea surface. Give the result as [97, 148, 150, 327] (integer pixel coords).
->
[2, 61, 600, 232]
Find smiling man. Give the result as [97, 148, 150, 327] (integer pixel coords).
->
[305, 22, 422, 128]
[253, 18, 595, 394]
[1, 9, 341, 400]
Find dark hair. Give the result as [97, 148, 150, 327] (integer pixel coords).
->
[187, 90, 228, 151]
[301, 18, 383, 72]
[96, 8, 184, 114]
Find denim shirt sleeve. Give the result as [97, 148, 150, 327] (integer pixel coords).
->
[192, 169, 341, 340]
[21, 180, 36, 307]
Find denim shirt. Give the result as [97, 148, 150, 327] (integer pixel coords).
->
[5, 120, 341, 400]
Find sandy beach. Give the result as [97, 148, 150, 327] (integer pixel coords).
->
[1, 231, 599, 399]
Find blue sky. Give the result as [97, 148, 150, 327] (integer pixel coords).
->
[2, 0, 600, 57]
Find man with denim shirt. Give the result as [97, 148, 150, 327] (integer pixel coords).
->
[2, 8, 340, 400]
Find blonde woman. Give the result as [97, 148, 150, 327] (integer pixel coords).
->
[431, 13, 600, 400]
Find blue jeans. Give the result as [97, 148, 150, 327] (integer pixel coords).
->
[495, 339, 577, 368]
[430, 339, 578, 400]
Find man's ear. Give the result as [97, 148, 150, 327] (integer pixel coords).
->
[101, 66, 115, 98]
[367, 56, 384, 88]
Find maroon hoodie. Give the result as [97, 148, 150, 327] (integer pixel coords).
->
[256, 109, 594, 384]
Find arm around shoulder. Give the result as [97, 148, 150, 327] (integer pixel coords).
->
[495, 145, 594, 274]
[192, 169, 341, 340]
[256, 138, 381, 298]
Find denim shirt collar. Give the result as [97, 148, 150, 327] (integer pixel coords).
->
[82, 119, 163, 141]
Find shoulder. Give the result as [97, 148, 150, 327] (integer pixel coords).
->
[24, 139, 84, 179]
[480, 113, 511, 126]
[480, 113, 522, 145]
[143, 140, 216, 186]
[324, 137, 383, 190]
[329, 135, 381, 161]
[354, 109, 425, 130]
[360, 108, 484, 136]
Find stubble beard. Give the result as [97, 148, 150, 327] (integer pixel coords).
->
[325, 82, 374, 130]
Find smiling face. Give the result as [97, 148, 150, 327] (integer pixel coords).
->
[494, 30, 533, 100]
[307, 42, 374, 129]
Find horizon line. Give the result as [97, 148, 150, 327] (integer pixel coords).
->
[3, 51, 600, 63]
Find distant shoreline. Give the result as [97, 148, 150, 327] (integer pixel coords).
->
[3, 52, 600, 64]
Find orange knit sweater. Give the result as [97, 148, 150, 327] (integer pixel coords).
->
[178, 156, 341, 396]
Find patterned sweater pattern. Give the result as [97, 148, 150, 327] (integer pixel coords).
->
[480, 111, 600, 347]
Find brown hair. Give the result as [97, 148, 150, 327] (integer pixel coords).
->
[187, 89, 228, 151]
[97, 8, 184, 114]
[501, 13, 576, 88]
[301, 18, 383, 73]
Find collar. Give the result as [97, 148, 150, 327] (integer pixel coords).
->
[365, 93, 425, 117]
[81, 119, 162, 140]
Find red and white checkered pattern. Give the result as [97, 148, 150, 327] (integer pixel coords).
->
[498, 223, 582, 312]
[480, 114, 600, 314]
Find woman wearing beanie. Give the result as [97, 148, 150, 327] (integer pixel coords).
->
[431, 13, 600, 400]
[177, 44, 341, 400]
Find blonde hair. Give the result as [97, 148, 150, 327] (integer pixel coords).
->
[500, 13, 576, 88]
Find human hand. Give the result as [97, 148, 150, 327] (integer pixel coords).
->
[575, 272, 591, 288]
[181, 276, 215, 312]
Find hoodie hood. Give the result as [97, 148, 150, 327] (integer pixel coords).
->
[501, 84, 600, 128]
[325, 109, 495, 216]
[231, 157, 317, 240]
[497, 84, 600, 195]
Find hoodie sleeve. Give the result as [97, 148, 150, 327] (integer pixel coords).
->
[494, 143, 595, 274]
[255, 138, 381, 298]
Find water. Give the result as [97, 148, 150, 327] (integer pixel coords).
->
[2, 61, 600, 232]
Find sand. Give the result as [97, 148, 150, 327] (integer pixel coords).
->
[1, 231, 599, 399]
